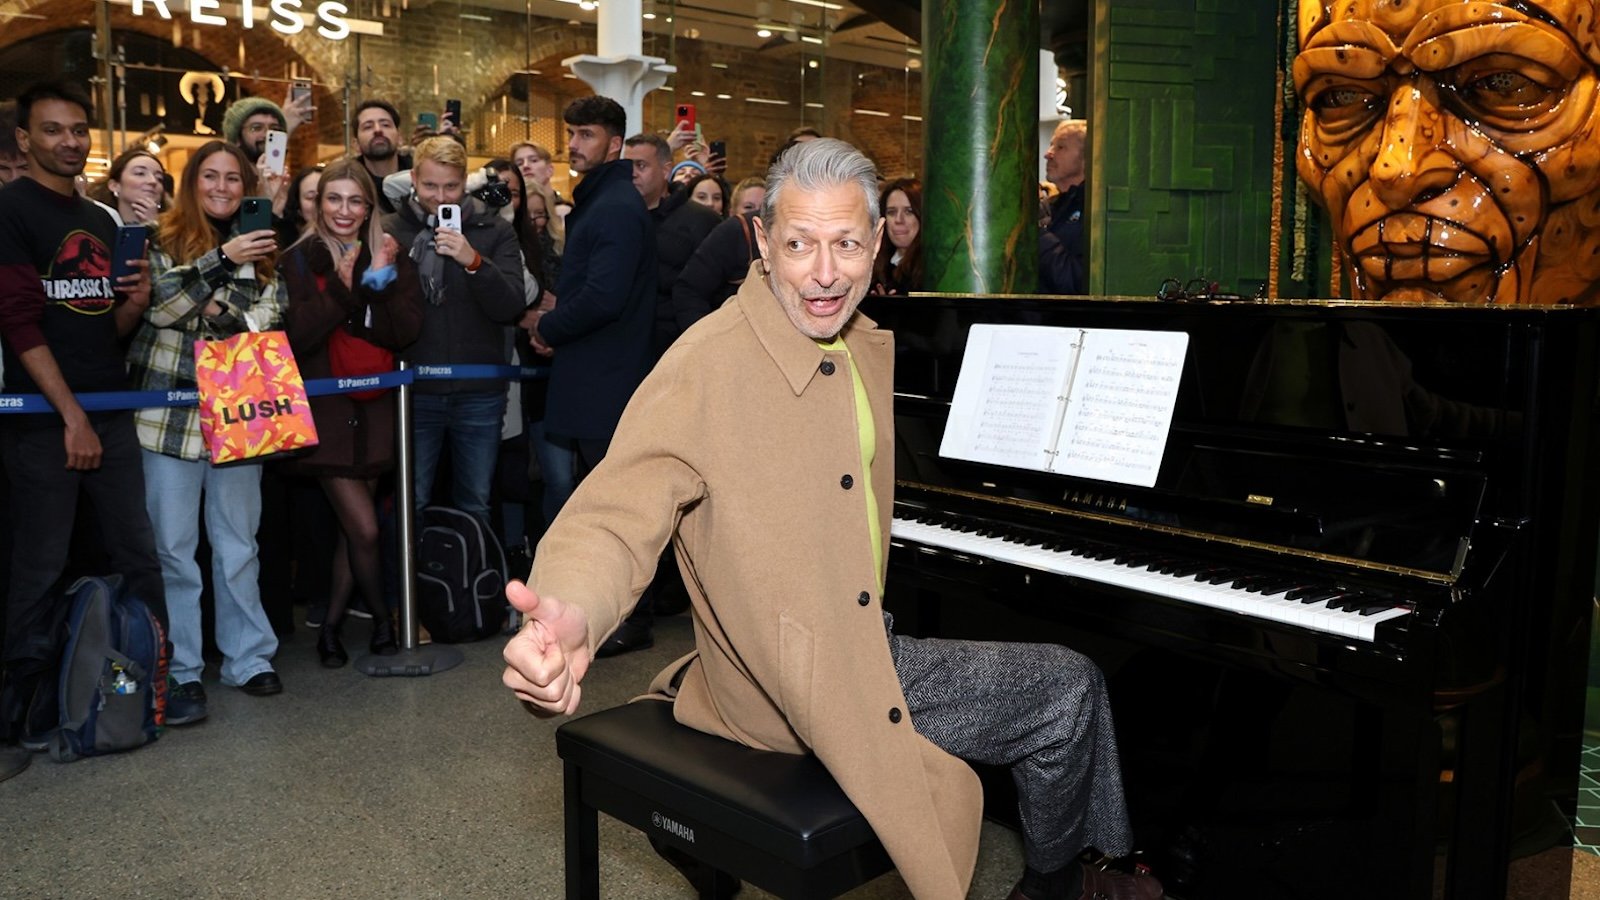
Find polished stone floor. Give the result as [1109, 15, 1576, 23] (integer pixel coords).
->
[5, 610, 1599, 898]
[0, 613, 1024, 899]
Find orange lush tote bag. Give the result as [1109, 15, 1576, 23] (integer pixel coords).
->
[193, 330, 319, 464]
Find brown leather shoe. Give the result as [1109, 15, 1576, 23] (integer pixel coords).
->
[1079, 864, 1164, 900]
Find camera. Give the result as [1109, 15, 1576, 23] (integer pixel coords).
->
[470, 168, 513, 209]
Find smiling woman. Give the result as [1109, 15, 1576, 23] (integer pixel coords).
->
[88, 147, 166, 226]
[124, 138, 291, 716]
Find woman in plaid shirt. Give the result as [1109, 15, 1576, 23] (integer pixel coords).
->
[126, 141, 288, 723]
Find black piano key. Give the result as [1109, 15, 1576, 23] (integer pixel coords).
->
[1357, 603, 1399, 617]
[1297, 590, 1342, 604]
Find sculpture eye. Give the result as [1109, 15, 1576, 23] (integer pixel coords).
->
[1316, 87, 1376, 111]
[1460, 70, 1553, 115]
[1309, 84, 1381, 135]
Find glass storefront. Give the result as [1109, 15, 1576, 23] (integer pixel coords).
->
[0, 0, 923, 193]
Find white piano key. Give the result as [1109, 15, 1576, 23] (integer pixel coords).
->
[891, 517, 1411, 643]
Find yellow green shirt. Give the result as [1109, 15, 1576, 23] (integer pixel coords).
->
[817, 336, 882, 592]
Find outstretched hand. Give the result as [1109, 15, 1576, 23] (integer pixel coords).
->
[502, 580, 592, 717]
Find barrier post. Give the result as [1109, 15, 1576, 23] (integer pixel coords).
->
[354, 360, 463, 677]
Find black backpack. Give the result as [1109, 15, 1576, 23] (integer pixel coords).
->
[51, 576, 168, 762]
[416, 506, 507, 642]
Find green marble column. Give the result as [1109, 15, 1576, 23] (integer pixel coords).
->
[921, 0, 1040, 294]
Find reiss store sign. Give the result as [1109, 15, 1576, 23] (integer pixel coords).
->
[127, 0, 385, 40]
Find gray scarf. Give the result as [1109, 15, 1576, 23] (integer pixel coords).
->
[407, 196, 482, 306]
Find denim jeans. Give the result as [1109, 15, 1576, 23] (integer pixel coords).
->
[530, 420, 576, 530]
[141, 450, 277, 686]
[411, 391, 506, 525]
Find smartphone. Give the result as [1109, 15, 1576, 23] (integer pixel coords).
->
[418, 111, 439, 131]
[263, 129, 289, 176]
[290, 80, 312, 118]
[238, 196, 272, 234]
[444, 99, 462, 127]
[436, 203, 461, 231]
[109, 223, 148, 282]
[709, 139, 726, 160]
[675, 103, 696, 131]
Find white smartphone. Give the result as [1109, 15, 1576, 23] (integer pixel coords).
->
[263, 129, 289, 176]
[436, 203, 462, 231]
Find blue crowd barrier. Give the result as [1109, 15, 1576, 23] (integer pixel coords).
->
[0, 364, 549, 415]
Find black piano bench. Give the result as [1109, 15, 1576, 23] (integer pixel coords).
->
[555, 700, 894, 899]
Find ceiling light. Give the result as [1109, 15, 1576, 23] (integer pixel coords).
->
[853, 108, 890, 117]
[716, 93, 732, 100]
[800, 35, 823, 44]
[807, 59, 818, 68]
[746, 97, 790, 105]
[711, 62, 729, 69]
[756, 25, 772, 37]
[805, 102, 824, 109]
[577, 0, 595, 10]
[690, 91, 706, 97]
[784, 0, 842, 9]
[642, 11, 655, 18]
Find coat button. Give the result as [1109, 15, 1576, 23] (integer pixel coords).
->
[840, 474, 853, 489]
[888, 707, 902, 724]
[858, 591, 871, 606]
[820, 360, 836, 376]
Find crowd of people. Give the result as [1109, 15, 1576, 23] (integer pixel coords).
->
[0, 75, 1118, 900]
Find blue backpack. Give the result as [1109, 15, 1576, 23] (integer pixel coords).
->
[49, 575, 168, 762]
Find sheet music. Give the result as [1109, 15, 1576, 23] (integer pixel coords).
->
[939, 324, 1188, 488]
[1055, 330, 1188, 487]
[939, 325, 1080, 471]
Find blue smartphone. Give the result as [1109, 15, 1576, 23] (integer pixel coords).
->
[418, 111, 439, 131]
[110, 224, 148, 282]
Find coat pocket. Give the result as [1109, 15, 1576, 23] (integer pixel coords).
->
[777, 613, 815, 743]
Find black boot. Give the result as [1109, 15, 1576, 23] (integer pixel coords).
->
[317, 624, 348, 668]
[369, 608, 398, 656]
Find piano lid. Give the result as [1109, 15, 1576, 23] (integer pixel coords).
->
[867, 296, 1598, 582]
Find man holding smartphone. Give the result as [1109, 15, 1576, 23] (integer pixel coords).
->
[222, 96, 295, 233]
[0, 82, 166, 760]
[381, 136, 525, 526]
[524, 95, 657, 657]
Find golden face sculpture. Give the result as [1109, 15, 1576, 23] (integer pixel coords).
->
[1295, 0, 1600, 304]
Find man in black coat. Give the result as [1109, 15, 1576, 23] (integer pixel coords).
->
[621, 132, 721, 360]
[527, 95, 658, 656]
[1040, 119, 1086, 295]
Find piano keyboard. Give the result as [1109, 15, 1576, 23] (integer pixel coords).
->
[891, 515, 1412, 643]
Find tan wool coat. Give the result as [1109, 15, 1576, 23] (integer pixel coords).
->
[531, 266, 983, 898]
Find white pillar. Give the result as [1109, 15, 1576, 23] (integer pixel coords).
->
[597, 0, 642, 58]
[565, 0, 674, 143]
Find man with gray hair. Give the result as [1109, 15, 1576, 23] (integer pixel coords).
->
[503, 138, 1160, 900]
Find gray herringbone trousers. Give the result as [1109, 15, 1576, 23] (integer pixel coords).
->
[887, 615, 1133, 871]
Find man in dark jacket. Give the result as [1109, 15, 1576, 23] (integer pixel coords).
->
[672, 211, 759, 332]
[527, 95, 657, 656]
[1039, 119, 1086, 295]
[383, 135, 526, 525]
[621, 132, 720, 360]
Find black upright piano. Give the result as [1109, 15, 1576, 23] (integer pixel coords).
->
[866, 295, 1600, 900]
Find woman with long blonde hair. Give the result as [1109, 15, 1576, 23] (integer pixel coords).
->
[280, 159, 423, 666]
[127, 140, 286, 722]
